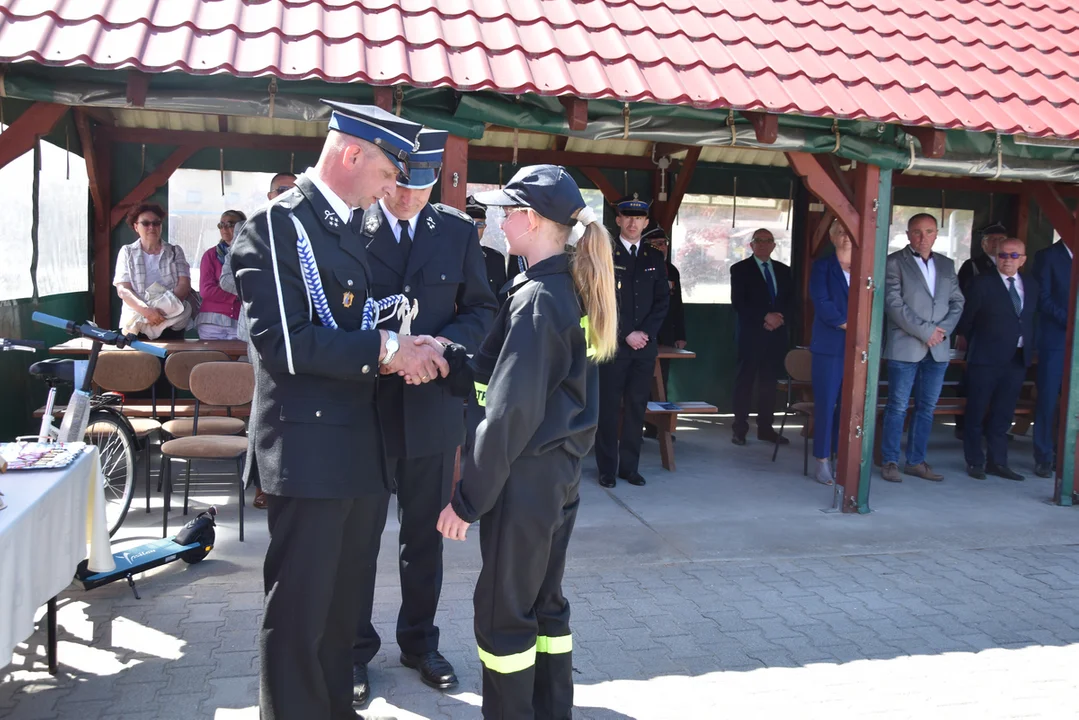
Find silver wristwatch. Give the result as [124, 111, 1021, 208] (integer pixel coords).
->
[380, 330, 399, 366]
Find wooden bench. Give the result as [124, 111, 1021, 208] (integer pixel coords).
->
[644, 401, 718, 471]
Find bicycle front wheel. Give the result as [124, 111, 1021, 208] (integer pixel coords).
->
[85, 409, 136, 537]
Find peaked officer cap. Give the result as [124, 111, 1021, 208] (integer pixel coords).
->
[465, 196, 487, 221]
[616, 193, 650, 217]
[321, 99, 422, 178]
[397, 128, 449, 190]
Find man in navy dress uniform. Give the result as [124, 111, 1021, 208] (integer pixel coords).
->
[352, 129, 497, 702]
[231, 101, 450, 720]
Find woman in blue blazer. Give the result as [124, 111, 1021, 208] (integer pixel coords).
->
[808, 223, 852, 485]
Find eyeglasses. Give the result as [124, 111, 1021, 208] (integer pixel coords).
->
[218, 221, 238, 230]
[137, 220, 162, 228]
[274, 186, 293, 195]
[504, 207, 530, 217]
[997, 252, 1025, 260]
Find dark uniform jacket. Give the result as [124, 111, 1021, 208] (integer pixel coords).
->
[451, 253, 598, 523]
[958, 253, 997, 297]
[482, 246, 509, 304]
[230, 176, 385, 499]
[612, 240, 669, 357]
[361, 202, 497, 458]
[656, 260, 686, 347]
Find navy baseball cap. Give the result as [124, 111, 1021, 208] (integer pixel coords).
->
[398, 128, 448, 190]
[616, 193, 650, 217]
[471, 165, 585, 227]
[321, 99, 422, 177]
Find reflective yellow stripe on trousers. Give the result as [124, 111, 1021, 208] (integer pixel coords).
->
[536, 634, 572, 654]
[474, 382, 488, 407]
[477, 644, 536, 674]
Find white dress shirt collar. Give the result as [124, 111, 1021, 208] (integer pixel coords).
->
[305, 168, 353, 224]
[909, 245, 937, 297]
[1066, 242, 1075, 259]
[620, 236, 641, 255]
[379, 199, 419, 243]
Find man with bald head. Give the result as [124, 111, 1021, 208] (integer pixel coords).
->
[956, 238, 1038, 481]
[729, 228, 793, 446]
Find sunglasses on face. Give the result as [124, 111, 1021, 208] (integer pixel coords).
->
[218, 221, 238, 230]
[998, 252, 1024, 260]
[138, 220, 162, 228]
[274, 186, 292, 195]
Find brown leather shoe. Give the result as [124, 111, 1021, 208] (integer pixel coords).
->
[903, 462, 943, 482]
[881, 462, 902, 483]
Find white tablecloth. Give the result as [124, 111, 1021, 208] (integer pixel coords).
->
[0, 446, 114, 664]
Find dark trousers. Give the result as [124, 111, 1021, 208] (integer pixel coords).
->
[964, 354, 1027, 468]
[475, 452, 579, 720]
[596, 350, 655, 477]
[354, 451, 454, 663]
[733, 336, 783, 438]
[1034, 347, 1065, 466]
[810, 351, 844, 460]
[260, 493, 388, 720]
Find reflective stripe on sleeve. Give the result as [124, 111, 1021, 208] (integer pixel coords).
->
[474, 381, 488, 407]
[477, 644, 536, 674]
[536, 634, 572, 654]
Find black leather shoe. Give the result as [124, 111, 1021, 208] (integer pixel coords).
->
[1035, 462, 1054, 478]
[987, 462, 1024, 481]
[618, 471, 646, 486]
[352, 663, 370, 706]
[732, 434, 747, 446]
[401, 650, 458, 690]
[599, 474, 616, 488]
[759, 431, 790, 445]
[966, 464, 986, 480]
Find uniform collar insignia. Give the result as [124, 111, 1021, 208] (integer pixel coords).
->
[426, 215, 436, 232]
[324, 209, 341, 228]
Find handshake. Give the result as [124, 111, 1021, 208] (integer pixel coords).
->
[379, 332, 472, 390]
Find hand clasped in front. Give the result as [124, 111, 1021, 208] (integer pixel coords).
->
[381, 334, 449, 385]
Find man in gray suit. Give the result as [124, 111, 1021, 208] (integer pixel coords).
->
[880, 213, 965, 483]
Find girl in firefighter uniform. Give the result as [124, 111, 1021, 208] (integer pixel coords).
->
[437, 165, 618, 719]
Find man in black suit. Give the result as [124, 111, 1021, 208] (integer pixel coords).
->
[231, 101, 449, 720]
[354, 130, 497, 701]
[730, 228, 794, 446]
[956, 238, 1038, 481]
[466, 196, 509, 305]
[595, 195, 669, 488]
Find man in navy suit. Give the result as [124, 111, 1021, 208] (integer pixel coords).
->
[956, 238, 1039, 481]
[1033, 238, 1074, 477]
[730, 228, 794, 445]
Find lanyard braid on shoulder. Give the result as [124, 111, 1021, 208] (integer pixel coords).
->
[291, 212, 409, 331]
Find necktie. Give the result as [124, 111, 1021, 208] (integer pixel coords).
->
[398, 219, 412, 258]
[763, 262, 777, 304]
[630, 244, 637, 258]
[1007, 277, 1022, 316]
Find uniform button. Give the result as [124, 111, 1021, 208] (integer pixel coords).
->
[440, 273, 446, 280]
[347, 279, 354, 287]
[404, 285, 411, 293]
[361, 364, 371, 374]
[315, 410, 322, 418]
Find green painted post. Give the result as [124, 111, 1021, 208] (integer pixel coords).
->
[1056, 224, 1079, 506]
[854, 167, 893, 513]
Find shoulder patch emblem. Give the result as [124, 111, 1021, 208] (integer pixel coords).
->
[433, 203, 472, 224]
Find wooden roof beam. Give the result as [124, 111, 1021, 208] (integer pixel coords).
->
[741, 111, 778, 144]
[1030, 182, 1078, 253]
[125, 70, 149, 107]
[73, 109, 104, 222]
[110, 145, 201, 228]
[469, 145, 656, 170]
[902, 125, 947, 159]
[786, 151, 861, 245]
[559, 97, 588, 131]
[373, 86, 393, 113]
[579, 168, 620, 205]
[0, 102, 68, 171]
[652, 142, 689, 158]
[98, 125, 323, 152]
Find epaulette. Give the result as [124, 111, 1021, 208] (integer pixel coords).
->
[360, 205, 382, 238]
[433, 203, 473, 224]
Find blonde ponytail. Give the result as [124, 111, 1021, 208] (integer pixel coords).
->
[571, 217, 617, 362]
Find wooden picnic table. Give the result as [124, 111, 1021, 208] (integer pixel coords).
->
[51, 338, 248, 361]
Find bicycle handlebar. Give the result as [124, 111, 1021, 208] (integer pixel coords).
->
[31, 312, 168, 359]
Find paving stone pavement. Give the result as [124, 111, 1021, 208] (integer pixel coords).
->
[4, 420, 1079, 719]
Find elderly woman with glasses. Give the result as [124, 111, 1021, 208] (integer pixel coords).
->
[196, 209, 247, 340]
[114, 202, 193, 339]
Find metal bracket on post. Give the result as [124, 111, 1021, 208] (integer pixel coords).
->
[865, 276, 875, 290]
